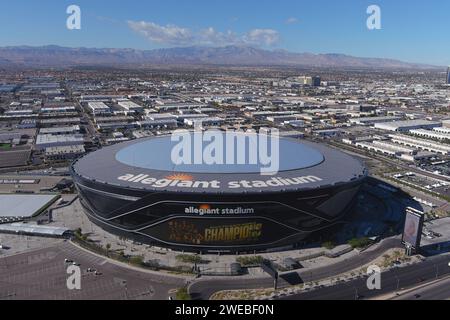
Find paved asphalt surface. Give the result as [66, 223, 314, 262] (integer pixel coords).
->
[1, 238, 448, 300]
[189, 237, 403, 300]
[281, 254, 450, 300]
[0, 241, 185, 300]
[392, 276, 450, 300]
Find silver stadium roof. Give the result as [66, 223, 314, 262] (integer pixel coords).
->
[71, 132, 367, 194]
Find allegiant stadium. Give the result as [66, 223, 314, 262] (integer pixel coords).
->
[70, 131, 367, 253]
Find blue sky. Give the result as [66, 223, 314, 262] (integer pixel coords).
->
[0, 0, 449, 65]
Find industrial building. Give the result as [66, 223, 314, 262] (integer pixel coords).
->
[138, 119, 178, 129]
[44, 145, 86, 161]
[117, 100, 144, 112]
[35, 134, 84, 151]
[0, 194, 60, 221]
[88, 102, 110, 115]
[184, 117, 225, 127]
[39, 125, 80, 135]
[389, 134, 450, 155]
[409, 129, 450, 141]
[349, 116, 402, 126]
[433, 127, 450, 134]
[444, 120, 450, 128]
[374, 120, 441, 132]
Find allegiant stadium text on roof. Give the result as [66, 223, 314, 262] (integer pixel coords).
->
[117, 173, 323, 189]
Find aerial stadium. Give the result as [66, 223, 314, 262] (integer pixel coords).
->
[70, 131, 367, 253]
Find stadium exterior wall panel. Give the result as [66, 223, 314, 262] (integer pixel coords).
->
[72, 172, 365, 252]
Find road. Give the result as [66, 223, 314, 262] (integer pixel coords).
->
[0, 241, 186, 300]
[392, 276, 450, 300]
[189, 237, 403, 300]
[281, 254, 450, 300]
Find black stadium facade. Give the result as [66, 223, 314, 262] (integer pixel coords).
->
[71, 132, 367, 252]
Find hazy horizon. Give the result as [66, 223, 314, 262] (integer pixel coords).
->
[1, 0, 449, 66]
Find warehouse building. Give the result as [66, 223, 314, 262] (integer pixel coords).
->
[389, 134, 450, 155]
[117, 100, 144, 112]
[374, 120, 441, 132]
[88, 102, 110, 115]
[35, 134, 84, 151]
[40, 125, 80, 135]
[409, 129, 450, 141]
[349, 116, 402, 126]
[45, 145, 86, 161]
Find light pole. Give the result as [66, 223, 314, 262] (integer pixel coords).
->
[121, 280, 128, 300]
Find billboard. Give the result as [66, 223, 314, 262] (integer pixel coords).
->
[402, 207, 424, 249]
[142, 217, 298, 247]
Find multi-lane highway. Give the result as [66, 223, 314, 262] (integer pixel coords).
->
[189, 238, 403, 300]
[281, 254, 450, 300]
[189, 248, 450, 300]
[392, 276, 450, 300]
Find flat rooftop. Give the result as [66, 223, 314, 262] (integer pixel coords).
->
[0, 194, 59, 218]
[376, 120, 441, 129]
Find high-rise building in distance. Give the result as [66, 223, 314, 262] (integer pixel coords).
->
[298, 76, 321, 87]
[447, 66, 450, 84]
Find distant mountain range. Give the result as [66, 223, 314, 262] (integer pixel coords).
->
[0, 45, 441, 69]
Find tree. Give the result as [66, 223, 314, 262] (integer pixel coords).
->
[236, 256, 265, 266]
[176, 254, 203, 264]
[175, 287, 191, 300]
[129, 255, 144, 266]
[74, 228, 82, 239]
[322, 241, 336, 250]
[348, 237, 372, 249]
[106, 243, 111, 256]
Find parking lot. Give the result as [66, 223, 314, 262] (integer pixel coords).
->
[0, 174, 65, 193]
[0, 241, 185, 300]
[422, 217, 450, 248]
[391, 172, 450, 203]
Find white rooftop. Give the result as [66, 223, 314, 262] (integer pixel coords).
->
[0, 222, 70, 236]
[0, 194, 59, 218]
